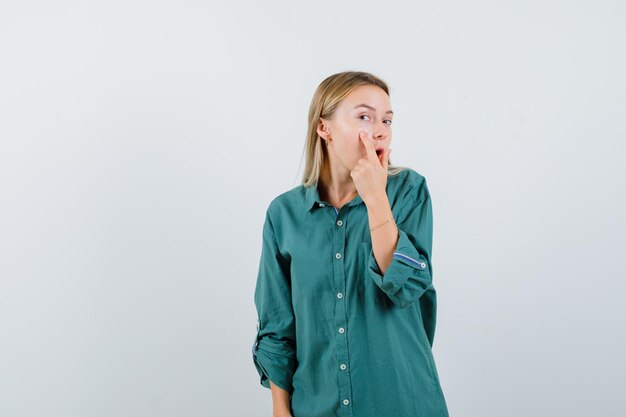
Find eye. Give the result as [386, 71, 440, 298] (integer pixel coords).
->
[359, 114, 393, 125]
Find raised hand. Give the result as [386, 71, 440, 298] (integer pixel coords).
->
[350, 129, 391, 206]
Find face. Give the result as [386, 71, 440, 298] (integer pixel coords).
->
[317, 84, 393, 171]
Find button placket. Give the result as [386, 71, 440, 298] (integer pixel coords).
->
[332, 209, 354, 416]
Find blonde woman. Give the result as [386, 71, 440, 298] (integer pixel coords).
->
[252, 71, 450, 417]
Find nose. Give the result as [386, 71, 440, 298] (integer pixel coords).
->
[373, 128, 388, 141]
[373, 121, 390, 141]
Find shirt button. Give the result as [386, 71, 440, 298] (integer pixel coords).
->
[335, 253, 342, 259]
[338, 327, 345, 334]
[336, 219, 343, 226]
[319, 203, 325, 207]
[340, 363, 347, 370]
[343, 399, 350, 406]
[337, 292, 343, 299]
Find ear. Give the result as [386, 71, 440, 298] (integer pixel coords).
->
[316, 117, 331, 140]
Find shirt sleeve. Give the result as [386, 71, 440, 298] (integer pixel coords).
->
[252, 207, 297, 394]
[365, 177, 434, 310]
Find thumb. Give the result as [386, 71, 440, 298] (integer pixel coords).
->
[382, 148, 391, 169]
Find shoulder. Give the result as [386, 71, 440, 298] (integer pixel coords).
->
[388, 167, 428, 200]
[264, 183, 304, 220]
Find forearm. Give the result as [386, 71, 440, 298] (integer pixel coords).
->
[366, 193, 399, 275]
[270, 380, 291, 416]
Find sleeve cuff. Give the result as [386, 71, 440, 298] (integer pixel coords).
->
[252, 328, 297, 393]
[364, 227, 432, 308]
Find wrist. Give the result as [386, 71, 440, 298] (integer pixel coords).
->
[365, 191, 389, 209]
[366, 193, 391, 217]
[273, 408, 292, 417]
[273, 403, 291, 414]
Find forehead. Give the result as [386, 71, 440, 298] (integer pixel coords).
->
[340, 85, 392, 112]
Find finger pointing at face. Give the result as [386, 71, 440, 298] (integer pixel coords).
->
[359, 130, 377, 160]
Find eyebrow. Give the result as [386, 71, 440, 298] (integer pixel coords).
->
[353, 104, 394, 115]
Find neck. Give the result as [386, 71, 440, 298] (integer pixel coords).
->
[319, 162, 358, 202]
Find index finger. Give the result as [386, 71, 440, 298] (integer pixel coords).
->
[359, 130, 377, 159]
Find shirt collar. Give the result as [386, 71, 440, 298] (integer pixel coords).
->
[303, 183, 363, 212]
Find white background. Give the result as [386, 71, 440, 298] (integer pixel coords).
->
[1, 1, 625, 416]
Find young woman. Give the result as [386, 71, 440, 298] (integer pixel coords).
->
[252, 71, 450, 417]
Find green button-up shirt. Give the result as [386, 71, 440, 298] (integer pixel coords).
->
[252, 168, 449, 417]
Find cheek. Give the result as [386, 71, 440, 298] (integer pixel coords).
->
[339, 143, 362, 165]
[341, 138, 361, 153]
[352, 140, 365, 157]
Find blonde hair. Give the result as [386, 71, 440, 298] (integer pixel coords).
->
[301, 71, 408, 187]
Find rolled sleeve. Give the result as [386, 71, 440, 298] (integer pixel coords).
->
[365, 178, 434, 310]
[252, 207, 297, 394]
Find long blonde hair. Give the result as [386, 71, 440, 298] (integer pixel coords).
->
[301, 71, 408, 187]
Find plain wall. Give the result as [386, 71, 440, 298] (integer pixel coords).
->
[1, 1, 625, 416]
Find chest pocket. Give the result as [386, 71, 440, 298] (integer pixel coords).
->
[359, 241, 382, 274]
[357, 241, 396, 308]
[359, 241, 372, 273]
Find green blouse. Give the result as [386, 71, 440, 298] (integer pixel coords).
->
[252, 168, 449, 417]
